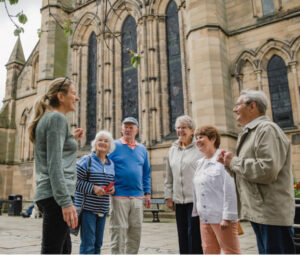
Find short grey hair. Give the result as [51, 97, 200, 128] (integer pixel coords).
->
[91, 130, 115, 154]
[240, 89, 269, 114]
[175, 115, 195, 130]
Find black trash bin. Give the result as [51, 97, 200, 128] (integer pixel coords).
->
[8, 194, 22, 216]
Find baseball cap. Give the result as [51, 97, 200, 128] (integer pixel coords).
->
[122, 117, 139, 127]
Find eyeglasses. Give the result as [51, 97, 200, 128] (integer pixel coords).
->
[57, 77, 69, 92]
[176, 126, 190, 131]
[233, 102, 250, 109]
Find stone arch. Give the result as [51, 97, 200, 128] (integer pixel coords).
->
[154, 0, 182, 15]
[72, 12, 101, 45]
[105, 0, 142, 32]
[233, 50, 257, 75]
[256, 39, 292, 70]
[20, 107, 33, 161]
[290, 35, 300, 60]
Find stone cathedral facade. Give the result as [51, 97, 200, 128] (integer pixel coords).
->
[1, 0, 300, 201]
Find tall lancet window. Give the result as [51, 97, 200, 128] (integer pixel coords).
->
[166, 0, 184, 132]
[86, 32, 97, 144]
[267, 55, 294, 129]
[122, 16, 138, 120]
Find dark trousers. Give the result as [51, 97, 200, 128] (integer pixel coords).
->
[37, 197, 72, 254]
[251, 221, 295, 254]
[175, 203, 203, 254]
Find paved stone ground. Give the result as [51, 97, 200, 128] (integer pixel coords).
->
[0, 214, 258, 254]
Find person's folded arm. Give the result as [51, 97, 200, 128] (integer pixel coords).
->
[229, 125, 289, 184]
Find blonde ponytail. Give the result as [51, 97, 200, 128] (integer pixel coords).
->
[28, 95, 51, 143]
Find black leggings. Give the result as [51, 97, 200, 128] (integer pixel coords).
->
[175, 203, 203, 254]
[37, 197, 71, 254]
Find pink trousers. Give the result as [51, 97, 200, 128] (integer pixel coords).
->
[200, 221, 241, 254]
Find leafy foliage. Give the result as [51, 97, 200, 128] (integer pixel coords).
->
[294, 182, 300, 198]
[62, 19, 73, 36]
[1, 0, 27, 36]
[17, 13, 27, 24]
[128, 49, 142, 69]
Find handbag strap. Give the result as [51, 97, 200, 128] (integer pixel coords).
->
[80, 156, 92, 209]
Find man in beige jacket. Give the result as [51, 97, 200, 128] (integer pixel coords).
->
[218, 89, 295, 254]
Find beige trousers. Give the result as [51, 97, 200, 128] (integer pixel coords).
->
[109, 198, 143, 254]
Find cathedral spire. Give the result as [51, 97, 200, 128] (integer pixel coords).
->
[6, 37, 25, 66]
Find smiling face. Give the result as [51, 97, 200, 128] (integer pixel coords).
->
[121, 122, 139, 142]
[196, 134, 216, 157]
[176, 122, 194, 146]
[59, 84, 79, 113]
[95, 135, 110, 156]
[233, 96, 253, 127]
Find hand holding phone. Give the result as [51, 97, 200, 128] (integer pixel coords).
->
[102, 181, 116, 192]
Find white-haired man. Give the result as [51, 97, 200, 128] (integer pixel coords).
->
[218, 90, 295, 254]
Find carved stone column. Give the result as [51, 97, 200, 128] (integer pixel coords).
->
[288, 61, 300, 125]
[138, 16, 150, 146]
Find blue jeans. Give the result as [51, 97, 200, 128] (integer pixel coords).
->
[175, 203, 203, 254]
[80, 210, 107, 254]
[251, 221, 295, 254]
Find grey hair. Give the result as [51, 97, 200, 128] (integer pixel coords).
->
[175, 115, 195, 130]
[91, 130, 115, 154]
[240, 89, 269, 114]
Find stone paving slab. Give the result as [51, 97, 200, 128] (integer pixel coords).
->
[0, 214, 258, 254]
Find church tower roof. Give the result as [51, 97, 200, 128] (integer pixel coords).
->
[6, 37, 25, 66]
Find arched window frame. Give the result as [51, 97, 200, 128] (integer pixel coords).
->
[166, 0, 184, 132]
[121, 15, 139, 121]
[267, 54, 294, 129]
[86, 32, 98, 145]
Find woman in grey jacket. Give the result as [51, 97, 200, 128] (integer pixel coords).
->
[164, 115, 204, 254]
[28, 77, 83, 254]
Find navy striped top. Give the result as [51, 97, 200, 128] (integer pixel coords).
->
[74, 152, 115, 214]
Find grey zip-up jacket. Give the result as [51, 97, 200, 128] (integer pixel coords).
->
[164, 140, 204, 204]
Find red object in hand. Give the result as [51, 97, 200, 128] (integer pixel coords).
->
[102, 181, 116, 192]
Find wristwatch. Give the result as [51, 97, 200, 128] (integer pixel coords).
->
[144, 192, 151, 195]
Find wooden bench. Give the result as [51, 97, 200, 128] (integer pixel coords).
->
[144, 198, 165, 222]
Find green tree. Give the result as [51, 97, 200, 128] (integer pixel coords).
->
[0, 0, 28, 36]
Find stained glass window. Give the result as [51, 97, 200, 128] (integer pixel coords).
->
[122, 16, 139, 121]
[262, 0, 274, 16]
[86, 32, 97, 144]
[166, 0, 184, 132]
[267, 55, 294, 128]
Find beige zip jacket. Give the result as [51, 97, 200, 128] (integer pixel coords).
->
[164, 140, 204, 204]
[229, 116, 295, 226]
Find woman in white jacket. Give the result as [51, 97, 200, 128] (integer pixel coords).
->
[192, 125, 240, 254]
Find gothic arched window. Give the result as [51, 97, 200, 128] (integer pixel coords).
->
[267, 55, 294, 128]
[262, 0, 274, 16]
[121, 16, 138, 120]
[166, 0, 184, 132]
[86, 32, 97, 144]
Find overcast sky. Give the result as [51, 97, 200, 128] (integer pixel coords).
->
[0, 1, 41, 107]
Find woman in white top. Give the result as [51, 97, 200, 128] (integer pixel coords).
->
[192, 125, 240, 254]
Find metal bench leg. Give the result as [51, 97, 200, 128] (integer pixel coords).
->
[152, 211, 160, 222]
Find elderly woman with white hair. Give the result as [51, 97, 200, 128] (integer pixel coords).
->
[74, 130, 115, 254]
[164, 115, 204, 254]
